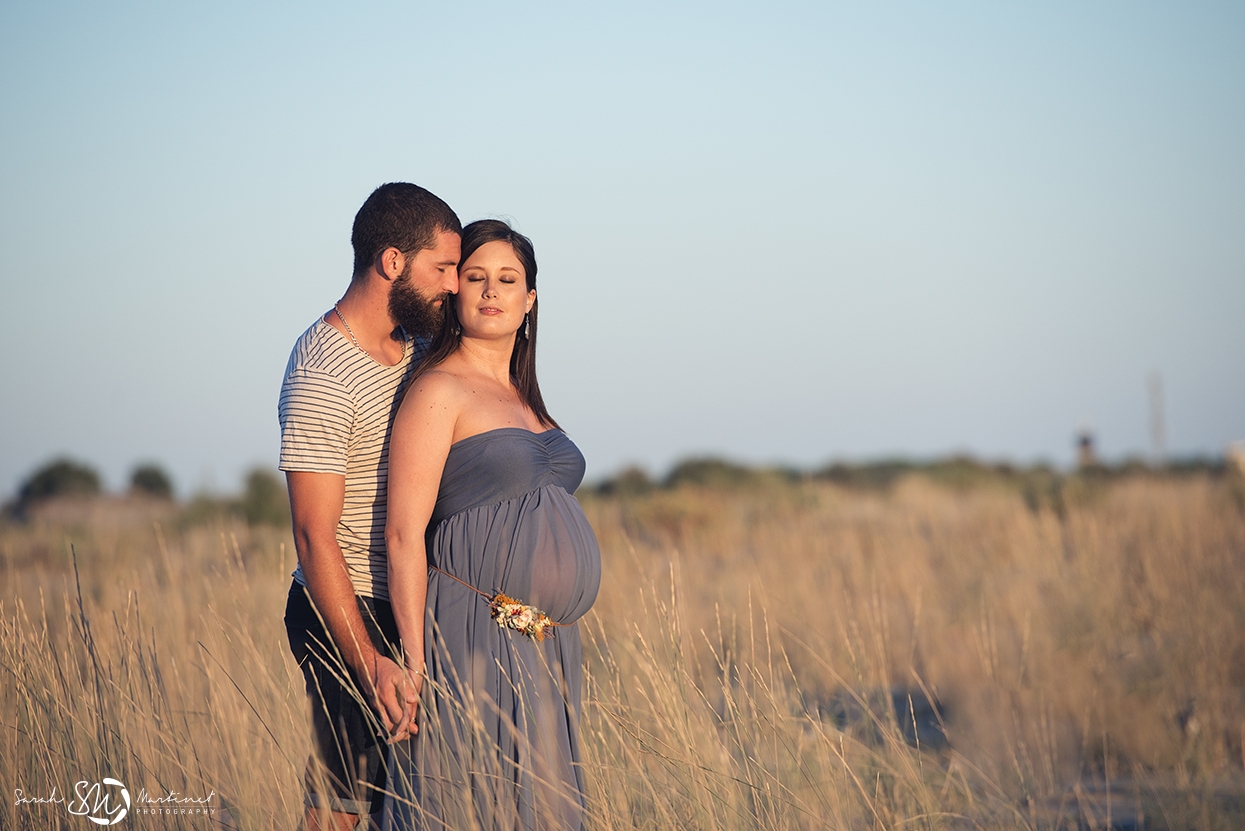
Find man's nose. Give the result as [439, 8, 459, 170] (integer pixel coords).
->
[444, 268, 459, 294]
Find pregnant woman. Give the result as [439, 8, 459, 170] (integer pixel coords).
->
[384, 219, 600, 830]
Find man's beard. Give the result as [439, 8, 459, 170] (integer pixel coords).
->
[388, 270, 447, 340]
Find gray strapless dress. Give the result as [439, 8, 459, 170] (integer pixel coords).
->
[385, 428, 601, 831]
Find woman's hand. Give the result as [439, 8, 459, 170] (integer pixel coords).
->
[392, 663, 425, 741]
[371, 652, 420, 742]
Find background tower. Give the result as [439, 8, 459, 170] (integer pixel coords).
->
[1149, 372, 1167, 467]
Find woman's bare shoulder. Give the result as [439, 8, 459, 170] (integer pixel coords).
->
[408, 367, 465, 394]
[401, 368, 471, 414]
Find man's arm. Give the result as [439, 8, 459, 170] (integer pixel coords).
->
[287, 470, 418, 741]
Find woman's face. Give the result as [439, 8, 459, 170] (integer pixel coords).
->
[455, 240, 536, 341]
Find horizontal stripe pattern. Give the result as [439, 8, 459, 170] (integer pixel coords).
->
[278, 318, 426, 601]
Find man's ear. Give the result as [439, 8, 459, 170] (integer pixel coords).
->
[375, 247, 406, 282]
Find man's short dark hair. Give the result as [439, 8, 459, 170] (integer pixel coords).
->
[350, 183, 462, 277]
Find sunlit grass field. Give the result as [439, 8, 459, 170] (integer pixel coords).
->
[3, 472, 1245, 829]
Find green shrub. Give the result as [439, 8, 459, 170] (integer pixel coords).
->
[240, 468, 290, 527]
[130, 463, 174, 499]
[594, 466, 655, 497]
[663, 457, 759, 489]
[18, 458, 101, 505]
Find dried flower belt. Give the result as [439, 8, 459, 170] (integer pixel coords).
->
[428, 566, 569, 642]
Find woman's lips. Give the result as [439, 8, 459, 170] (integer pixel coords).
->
[478, 307, 503, 315]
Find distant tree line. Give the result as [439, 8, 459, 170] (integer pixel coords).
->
[592, 453, 1235, 500]
[5, 457, 289, 527]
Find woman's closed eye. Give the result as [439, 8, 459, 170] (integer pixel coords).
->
[465, 275, 517, 284]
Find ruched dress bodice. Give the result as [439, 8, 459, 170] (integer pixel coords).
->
[386, 428, 601, 831]
[431, 427, 586, 522]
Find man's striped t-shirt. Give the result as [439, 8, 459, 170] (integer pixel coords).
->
[278, 317, 424, 601]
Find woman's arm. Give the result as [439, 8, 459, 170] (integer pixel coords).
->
[385, 370, 461, 735]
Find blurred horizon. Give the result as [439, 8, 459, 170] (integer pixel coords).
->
[6, 443, 1238, 505]
[2, 1, 1242, 498]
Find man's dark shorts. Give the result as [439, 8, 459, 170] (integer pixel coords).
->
[284, 580, 401, 818]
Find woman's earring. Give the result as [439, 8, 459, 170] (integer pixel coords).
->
[452, 315, 461, 336]
[523, 313, 531, 340]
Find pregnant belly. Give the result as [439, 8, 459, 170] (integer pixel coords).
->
[518, 488, 601, 624]
[431, 486, 601, 625]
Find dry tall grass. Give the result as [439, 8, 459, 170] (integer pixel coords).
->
[3, 475, 1244, 829]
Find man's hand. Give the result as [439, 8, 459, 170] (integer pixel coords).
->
[369, 654, 421, 742]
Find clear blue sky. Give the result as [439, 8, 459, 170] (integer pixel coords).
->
[2, 1, 1242, 497]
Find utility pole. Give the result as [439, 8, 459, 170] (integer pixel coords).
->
[1149, 372, 1166, 468]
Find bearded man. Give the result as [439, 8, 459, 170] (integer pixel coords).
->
[279, 183, 461, 830]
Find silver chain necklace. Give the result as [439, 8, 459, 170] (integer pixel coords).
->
[333, 302, 405, 361]
[333, 303, 371, 358]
